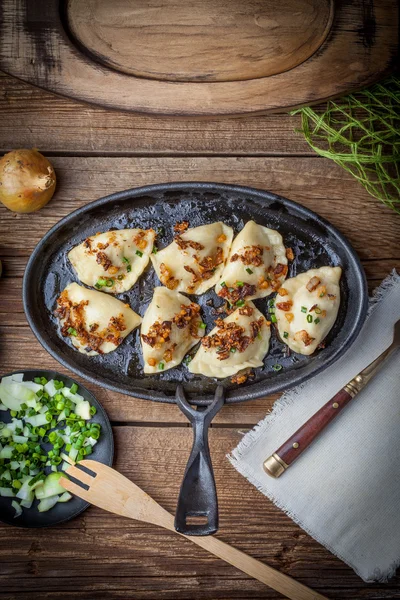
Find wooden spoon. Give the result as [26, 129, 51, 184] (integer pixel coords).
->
[60, 460, 327, 600]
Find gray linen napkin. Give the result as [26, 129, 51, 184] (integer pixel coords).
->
[229, 271, 400, 582]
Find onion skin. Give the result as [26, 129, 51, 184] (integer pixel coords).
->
[0, 149, 56, 213]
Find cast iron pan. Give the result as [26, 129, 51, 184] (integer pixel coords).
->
[23, 183, 368, 535]
[0, 370, 114, 528]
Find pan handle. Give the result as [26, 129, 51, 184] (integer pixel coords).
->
[174, 385, 225, 536]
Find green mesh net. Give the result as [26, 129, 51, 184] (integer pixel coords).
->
[291, 76, 400, 214]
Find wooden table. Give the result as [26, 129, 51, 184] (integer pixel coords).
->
[0, 71, 399, 600]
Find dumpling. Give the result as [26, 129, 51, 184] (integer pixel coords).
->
[275, 266, 342, 355]
[151, 222, 233, 295]
[215, 221, 288, 305]
[68, 228, 156, 294]
[189, 302, 270, 378]
[54, 282, 141, 355]
[141, 287, 205, 373]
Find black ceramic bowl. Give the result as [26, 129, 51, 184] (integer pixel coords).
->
[0, 370, 114, 528]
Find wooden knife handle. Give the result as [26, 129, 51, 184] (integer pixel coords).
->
[263, 388, 353, 477]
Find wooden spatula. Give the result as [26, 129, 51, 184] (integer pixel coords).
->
[60, 460, 327, 600]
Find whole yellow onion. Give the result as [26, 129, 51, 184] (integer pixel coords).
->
[0, 149, 56, 213]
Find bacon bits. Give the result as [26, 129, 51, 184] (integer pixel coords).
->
[306, 276, 321, 292]
[173, 303, 202, 338]
[159, 263, 179, 290]
[276, 301, 293, 311]
[163, 344, 177, 363]
[174, 221, 189, 234]
[286, 247, 294, 261]
[96, 251, 112, 271]
[184, 248, 225, 292]
[55, 291, 127, 353]
[231, 368, 254, 385]
[218, 282, 256, 304]
[201, 317, 264, 361]
[175, 235, 204, 252]
[141, 320, 172, 348]
[133, 230, 150, 250]
[238, 305, 254, 317]
[230, 245, 263, 267]
[294, 329, 315, 347]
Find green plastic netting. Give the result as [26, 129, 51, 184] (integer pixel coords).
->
[291, 76, 400, 214]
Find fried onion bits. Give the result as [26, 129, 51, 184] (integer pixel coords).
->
[55, 283, 141, 355]
[141, 287, 205, 373]
[189, 302, 270, 378]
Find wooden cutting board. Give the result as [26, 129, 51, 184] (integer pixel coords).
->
[0, 0, 397, 117]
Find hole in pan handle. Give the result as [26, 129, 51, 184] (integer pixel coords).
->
[174, 385, 225, 536]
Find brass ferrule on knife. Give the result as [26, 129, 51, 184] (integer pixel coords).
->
[343, 343, 396, 397]
[263, 453, 289, 478]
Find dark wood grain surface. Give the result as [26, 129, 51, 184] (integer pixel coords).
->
[1, 0, 397, 116]
[1, 72, 400, 599]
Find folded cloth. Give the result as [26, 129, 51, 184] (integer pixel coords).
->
[229, 271, 400, 582]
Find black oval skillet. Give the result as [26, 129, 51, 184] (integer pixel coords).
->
[23, 182, 368, 535]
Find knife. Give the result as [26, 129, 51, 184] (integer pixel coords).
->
[263, 319, 400, 478]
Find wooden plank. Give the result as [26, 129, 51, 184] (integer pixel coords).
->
[68, 0, 333, 83]
[0, 156, 399, 262]
[0, 73, 313, 156]
[0, 0, 397, 116]
[1, 426, 399, 599]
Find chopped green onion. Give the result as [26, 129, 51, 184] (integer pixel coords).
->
[152, 246, 158, 254]
[183, 355, 192, 365]
[0, 374, 101, 517]
[230, 348, 237, 353]
[158, 362, 164, 370]
[220, 281, 226, 287]
[307, 314, 313, 323]
[236, 300, 245, 307]
[236, 281, 244, 287]
[301, 306, 307, 313]
[246, 268, 253, 275]
[283, 332, 289, 338]
[136, 250, 143, 257]
[314, 307, 322, 314]
[270, 314, 277, 323]
[272, 364, 283, 372]
[105, 279, 114, 287]
[314, 317, 321, 324]
[122, 257, 132, 272]
[67, 327, 77, 336]
[95, 278, 108, 288]
[199, 322, 207, 329]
